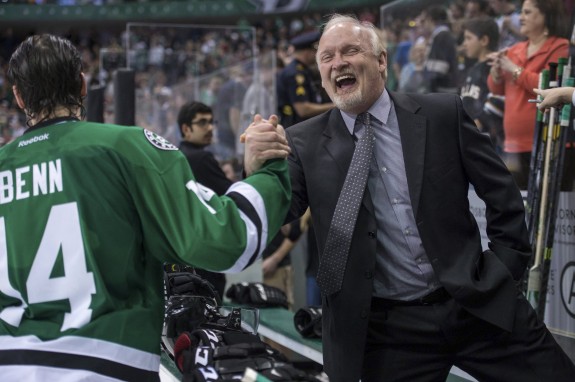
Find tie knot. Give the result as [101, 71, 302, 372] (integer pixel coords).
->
[354, 112, 375, 138]
[357, 112, 371, 126]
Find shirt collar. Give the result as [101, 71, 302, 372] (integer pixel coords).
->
[23, 116, 80, 136]
[430, 25, 450, 40]
[340, 89, 391, 135]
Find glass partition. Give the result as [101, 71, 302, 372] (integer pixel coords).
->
[96, 22, 279, 165]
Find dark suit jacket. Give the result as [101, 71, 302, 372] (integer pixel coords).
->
[285, 91, 531, 382]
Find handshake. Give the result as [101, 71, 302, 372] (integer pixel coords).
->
[241, 114, 291, 176]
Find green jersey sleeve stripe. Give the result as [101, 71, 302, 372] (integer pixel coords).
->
[221, 182, 268, 273]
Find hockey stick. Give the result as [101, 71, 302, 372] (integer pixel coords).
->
[526, 70, 549, 249]
[536, 76, 574, 317]
[527, 104, 557, 310]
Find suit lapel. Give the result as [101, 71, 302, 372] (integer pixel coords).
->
[322, 110, 375, 215]
[323, 110, 354, 174]
[390, 91, 426, 219]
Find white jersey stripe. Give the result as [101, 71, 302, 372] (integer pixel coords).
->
[224, 209, 259, 273]
[0, 365, 124, 381]
[223, 182, 268, 273]
[0, 335, 160, 372]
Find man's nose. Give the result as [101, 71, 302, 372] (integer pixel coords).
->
[332, 54, 348, 70]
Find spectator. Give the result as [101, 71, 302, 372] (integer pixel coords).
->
[238, 55, 276, 159]
[177, 101, 232, 298]
[213, 64, 248, 160]
[488, 0, 525, 49]
[300, 208, 321, 306]
[199, 75, 223, 107]
[420, 5, 459, 93]
[465, 0, 493, 19]
[460, 17, 504, 152]
[277, 30, 333, 128]
[392, 27, 414, 86]
[487, 0, 569, 189]
[398, 37, 428, 93]
[261, 219, 304, 310]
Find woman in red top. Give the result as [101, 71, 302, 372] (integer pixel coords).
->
[487, 0, 569, 189]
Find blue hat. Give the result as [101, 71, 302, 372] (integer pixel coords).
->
[290, 30, 321, 50]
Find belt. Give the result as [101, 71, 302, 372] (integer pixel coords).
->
[371, 287, 451, 311]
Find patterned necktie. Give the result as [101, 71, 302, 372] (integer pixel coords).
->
[316, 112, 375, 295]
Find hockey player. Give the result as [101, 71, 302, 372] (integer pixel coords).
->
[0, 34, 291, 381]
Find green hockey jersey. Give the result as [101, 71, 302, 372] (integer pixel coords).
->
[0, 118, 290, 381]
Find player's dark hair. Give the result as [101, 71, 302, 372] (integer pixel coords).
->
[7, 34, 85, 126]
[463, 17, 500, 52]
[177, 101, 213, 136]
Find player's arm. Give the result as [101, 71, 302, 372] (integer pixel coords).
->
[123, 128, 291, 273]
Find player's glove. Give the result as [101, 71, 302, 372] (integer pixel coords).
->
[294, 306, 322, 338]
[225, 282, 288, 309]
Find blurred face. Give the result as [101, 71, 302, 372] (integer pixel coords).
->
[488, 0, 504, 14]
[462, 30, 484, 59]
[519, 0, 546, 38]
[316, 21, 387, 114]
[410, 43, 427, 65]
[418, 13, 435, 36]
[465, 3, 481, 18]
[183, 112, 214, 146]
[301, 47, 317, 66]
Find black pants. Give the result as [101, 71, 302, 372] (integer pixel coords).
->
[361, 291, 575, 382]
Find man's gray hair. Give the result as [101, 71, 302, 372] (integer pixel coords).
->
[319, 14, 387, 80]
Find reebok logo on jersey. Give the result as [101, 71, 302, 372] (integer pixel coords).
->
[18, 133, 50, 148]
[143, 129, 177, 151]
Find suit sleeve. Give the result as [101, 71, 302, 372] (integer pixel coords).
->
[285, 128, 310, 223]
[455, 95, 531, 279]
[120, 129, 291, 273]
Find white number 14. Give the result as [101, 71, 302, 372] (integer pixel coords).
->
[0, 202, 96, 331]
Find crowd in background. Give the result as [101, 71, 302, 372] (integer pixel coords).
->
[0, 0, 574, 179]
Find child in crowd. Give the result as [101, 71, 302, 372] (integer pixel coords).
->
[460, 17, 504, 153]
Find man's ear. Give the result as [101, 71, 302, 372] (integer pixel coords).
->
[80, 72, 87, 97]
[181, 123, 192, 136]
[12, 86, 25, 110]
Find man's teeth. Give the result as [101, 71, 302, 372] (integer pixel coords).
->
[336, 75, 354, 81]
[335, 74, 355, 87]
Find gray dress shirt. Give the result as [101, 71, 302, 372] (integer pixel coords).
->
[340, 90, 440, 300]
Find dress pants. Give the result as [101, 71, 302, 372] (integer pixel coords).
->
[361, 290, 575, 382]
